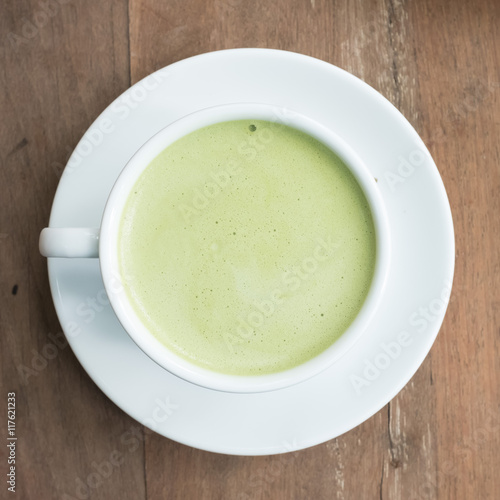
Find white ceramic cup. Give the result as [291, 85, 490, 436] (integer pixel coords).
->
[40, 103, 391, 393]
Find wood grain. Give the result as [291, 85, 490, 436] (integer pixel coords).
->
[1, 0, 498, 498]
[0, 1, 144, 499]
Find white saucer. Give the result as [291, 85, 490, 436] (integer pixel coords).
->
[47, 49, 454, 455]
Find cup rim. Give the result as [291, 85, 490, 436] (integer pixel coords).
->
[99, 102, 391, 393]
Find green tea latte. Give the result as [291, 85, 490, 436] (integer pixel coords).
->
[118, 120, 376, 375]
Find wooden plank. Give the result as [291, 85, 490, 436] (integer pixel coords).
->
[0, 1, 145, 499]
[411, 0, 500, 499]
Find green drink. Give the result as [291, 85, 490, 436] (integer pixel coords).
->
[118, 120, 376, 375]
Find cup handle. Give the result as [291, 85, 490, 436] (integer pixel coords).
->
[39, 227, 100, 258]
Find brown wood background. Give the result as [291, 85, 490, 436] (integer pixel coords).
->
[1, 0, 499, 498]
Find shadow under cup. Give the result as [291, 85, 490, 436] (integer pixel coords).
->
[99, 103, 390, 393]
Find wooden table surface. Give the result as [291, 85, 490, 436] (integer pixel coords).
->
[1, 0, 499, 498]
